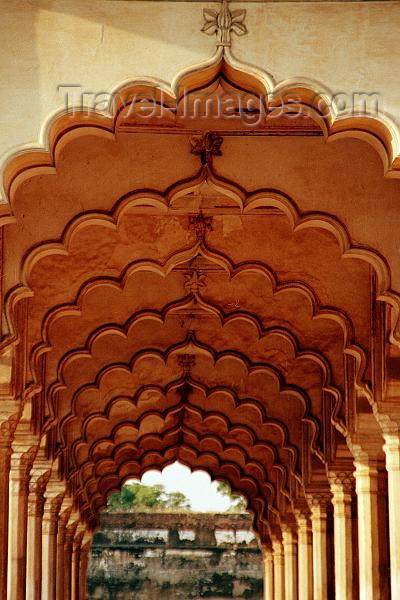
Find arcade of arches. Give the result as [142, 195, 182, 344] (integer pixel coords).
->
[2, 6, 400, 600]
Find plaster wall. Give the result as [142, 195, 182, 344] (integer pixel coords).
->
[1, 1, 400, 164]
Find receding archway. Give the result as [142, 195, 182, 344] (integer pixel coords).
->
[1, 45, 399, 600]
[87, 461, 263, 600]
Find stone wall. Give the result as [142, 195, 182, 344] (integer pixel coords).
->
[87, 513, 263, 599]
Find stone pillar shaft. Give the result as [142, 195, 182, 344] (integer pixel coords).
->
[296, 515, 313, 600]
[354, 462, 380, 600]
[78, 545, 91, 600]
[383, 434, 400, 599]
[7, 451, 33, 600]
[263, 547, 274, 600]
[308, 496, 329, 600]
[56, 520, 67, 600]
[63, 528, 76, 600]
[272, 539, 285, 600]
[42, 503, 59, 600]
[329, 474, 354, 600]
[71, 547, 80, 600]
[0, 443, 12, 600]
[282, 528, 297, 600]
[26, 492, 44, 600]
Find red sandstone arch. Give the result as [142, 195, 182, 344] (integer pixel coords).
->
[1, 49, 397, 548]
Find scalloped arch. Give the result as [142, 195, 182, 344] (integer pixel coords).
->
[2, 46, 400, 204]
[49, 313, 343, 434]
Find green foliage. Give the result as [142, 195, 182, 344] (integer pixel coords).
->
[217, 481, 247, 513]
[107, 482, 192, 512]
[165, 490, 191, 510]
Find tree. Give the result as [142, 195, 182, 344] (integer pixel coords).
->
[217, 481, 247, 513]
[165, 491, 191, 511]
[107, 482, 192, 512]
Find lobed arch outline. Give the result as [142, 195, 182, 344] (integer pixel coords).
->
[75, 385, 300, 470]
[83, 448, 276, 530]
[57, 360, 309, 479]
[48, 313, 344, 434]
[29, 245, 367, 416]
[78, 449, 280, 534]
[60, 379, 301, 501]
[76, 417, 284, 507]
[10, 162, 395, 309]
[22, 222, 367, 387]
[78, 454, 274, 535]
[0, 56, 398, 349]
[0, 167, 386, 396]
[2, 43, 400, 205]
[56, 343, 325, 464]
[70, 422, 287, 530]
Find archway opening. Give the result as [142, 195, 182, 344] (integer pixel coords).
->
[87, 461, 263, 600]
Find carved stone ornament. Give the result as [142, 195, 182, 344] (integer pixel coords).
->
[189, 211, 213, 241]
[190, 132, 223, 165]
[202, 0, 247, 47]
[184, 269, 207, 295]
[177, 353, 196, 377]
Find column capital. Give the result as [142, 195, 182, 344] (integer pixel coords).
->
[27, 491, 45, 517]
[328, 471, 354, 502]
[42, 495, 63, 535]
[65, 522, 78, 546]
[327, 470, 354, 487]
[373, 403, 400, 436]
[0, 412, 19, 447]
[306, 492, 331, 511]
[43, 492, 64, 515]
[292, 502, 311, 523]
[382, 430, 400, 471]
[73, 527, 85, 553]
[353, 459, 384, 497]
[262, 546, 274, 565]
[9, 445, 37, 493]
[271, 535, 284, 554]
[80, 541, 92, 557]
[346, 420, 385, 464]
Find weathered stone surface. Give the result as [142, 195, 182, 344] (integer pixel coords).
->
[87, 513, 263, 599]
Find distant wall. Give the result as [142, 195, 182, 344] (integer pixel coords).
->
[87, 512, 263, 599]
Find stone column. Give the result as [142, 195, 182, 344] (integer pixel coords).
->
[272, 538, 285, 600]
[307, 494, 330, 600]
[63, 523, 78, 600]
[56, 508, 71, 600]
[78, 539, 92, 600]
[282, 527, 297, 600]
[263, 546, 274, 600]
[26, 476, 48, 600]
[295, 512, 313, 600]
[0, 415, 17, 600]
[71, 528, 84, 600]
[7, 446, 36, 600]
[42, 494, 62, 600]
[383, 432, 400, 598]
[329, 472, 354, 600]
[353, 459, 381, 600]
